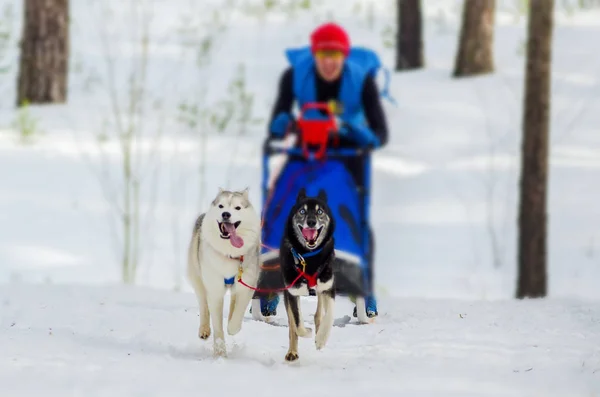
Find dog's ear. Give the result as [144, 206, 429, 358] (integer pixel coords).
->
[218, 187, 224, 195]
[241, 187, 249, 201]
[297, 187, 307, 202]
[317, 189, 328, 203]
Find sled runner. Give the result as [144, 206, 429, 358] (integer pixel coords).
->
[252, 102, 375, 323]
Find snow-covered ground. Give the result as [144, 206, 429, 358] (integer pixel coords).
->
[1, 284, 599, 396]
[0, 0, 599, 394]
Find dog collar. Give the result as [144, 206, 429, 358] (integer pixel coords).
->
[224, 255, 244, 286]
[290, 247, 323, 260]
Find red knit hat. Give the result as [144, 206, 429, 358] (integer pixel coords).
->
[310, 22, 350, 56]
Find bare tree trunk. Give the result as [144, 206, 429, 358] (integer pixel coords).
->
[516, 0, 555, 299]
[16, 0, 69, 106]
[395, 0, 424, 71]
[452, 0, 495, 77]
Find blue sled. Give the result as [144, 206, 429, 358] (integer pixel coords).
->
[254, 137, 375, 298]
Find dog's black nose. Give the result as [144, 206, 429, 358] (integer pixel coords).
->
[222, 212, 231, 220]
[307, 218, 316, 228]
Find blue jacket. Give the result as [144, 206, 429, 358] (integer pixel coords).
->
[285, 46, 391, 125]
[278, 46, 393, 147]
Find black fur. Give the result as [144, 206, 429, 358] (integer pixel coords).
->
[280, 188, 336, 329]
[283, 292, 300, 328]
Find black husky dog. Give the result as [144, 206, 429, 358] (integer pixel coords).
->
[280, 187, 336, 362]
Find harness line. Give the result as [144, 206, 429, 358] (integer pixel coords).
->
[233, 247, 325, 294]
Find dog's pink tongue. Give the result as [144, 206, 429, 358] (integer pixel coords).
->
[223, 223, 244, 248]
[302, 228, 318, 241]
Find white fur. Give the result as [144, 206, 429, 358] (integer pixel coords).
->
[295, 301, 313, 338]
[314, 277, 335, 350]
[287, 284, 310, 297]
[186, 188, 261, 357]
[354, 297, 372, 324]
[315, 293, 334, 350]
[316, 277, 334, 293]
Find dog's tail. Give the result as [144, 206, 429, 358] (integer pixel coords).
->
[186, 214, 204, 280]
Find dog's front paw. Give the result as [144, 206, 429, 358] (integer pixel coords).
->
[285, 351, 299, 362]
[198, 325, 211, 340]
[213, 338, 227, 357]
[315, 330, 330, 350]
[315, 339, 327, 350]
[227, 320, 242, 336]
[297, 326, 312, 338]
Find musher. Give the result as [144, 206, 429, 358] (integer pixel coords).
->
[260, 22, 389, 319]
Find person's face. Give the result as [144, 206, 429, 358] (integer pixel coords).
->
[314, 50, 345, 81]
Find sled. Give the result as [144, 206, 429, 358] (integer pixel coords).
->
[252, 102, 374, 324]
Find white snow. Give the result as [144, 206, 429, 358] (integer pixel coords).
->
[1, 284, 599, 396]
[0, 0, 599, 394]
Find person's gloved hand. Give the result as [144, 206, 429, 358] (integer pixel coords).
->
[339, 122, 381, 148]
[269, 112, 293, 138]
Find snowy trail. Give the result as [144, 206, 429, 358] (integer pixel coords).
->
[1, 285, 598, 396]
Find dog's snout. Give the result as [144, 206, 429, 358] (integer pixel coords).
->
[222, 211, 231, 220]
[307, 218, 317, 228]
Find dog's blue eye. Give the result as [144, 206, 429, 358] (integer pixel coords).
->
[299, 209, 306, 215]
[317, 209, 323, 215]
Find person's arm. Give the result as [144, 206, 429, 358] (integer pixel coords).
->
[360, 74, 389, 148]
[267, 67, 295, 139]
[340, 74, 389, 148]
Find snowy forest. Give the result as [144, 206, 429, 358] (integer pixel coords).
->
[1, 0, 599, 395]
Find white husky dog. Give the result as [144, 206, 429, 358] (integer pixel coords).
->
[187, 187, 261, 357]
